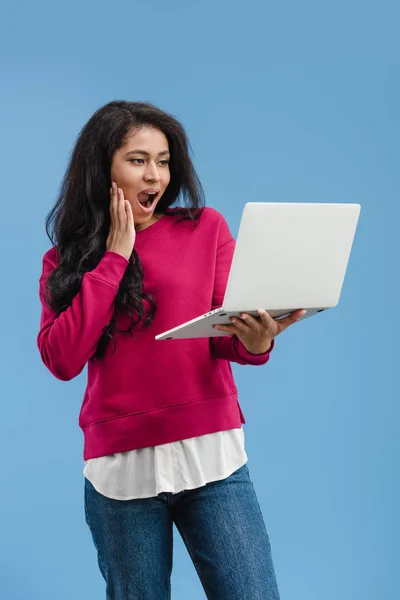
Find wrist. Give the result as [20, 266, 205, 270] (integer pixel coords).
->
[106, 249, 130, 262]
[242, 338, 274, 355]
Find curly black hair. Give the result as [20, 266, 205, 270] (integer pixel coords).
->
[44, 100, 205, 358]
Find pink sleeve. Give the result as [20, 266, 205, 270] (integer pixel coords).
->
[209, 217, 274, 366]
[37, 250, 129, 381]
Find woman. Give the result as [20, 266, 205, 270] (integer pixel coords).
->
[37, 100, 304, 600]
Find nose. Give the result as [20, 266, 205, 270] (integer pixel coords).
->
[144, 161, 161, 183]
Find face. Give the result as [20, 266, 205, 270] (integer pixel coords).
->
[110, 126, 171, 231]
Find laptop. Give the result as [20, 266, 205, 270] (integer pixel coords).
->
[155, 202, 361, 340]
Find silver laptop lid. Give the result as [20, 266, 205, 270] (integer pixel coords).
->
[222, 202, 361, 312]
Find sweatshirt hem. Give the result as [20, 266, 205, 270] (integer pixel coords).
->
[82, 392, 245, 460]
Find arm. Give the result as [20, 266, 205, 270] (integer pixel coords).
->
[209, 219, 274, 366]
[37, 250, 129, 381]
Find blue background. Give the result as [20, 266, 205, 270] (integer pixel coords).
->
[0, 1, 398, 598]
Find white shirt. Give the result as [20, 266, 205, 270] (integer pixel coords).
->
[83, 427, 247, 500]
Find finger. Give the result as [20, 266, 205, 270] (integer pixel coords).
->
[111, 181, 117, 201]
[125, 199, 134, 227]
[276, 309, 306, 331]
[256, 309, 276, 329]
[110, 182, 117, 216]
[113, 185, 120, 228]
[239, 313, 262, 330]
[109, 185, 117, 234]
[227, 316, 250, 333]
[213, 324, 238, 333]
[117, 187, 126, 230]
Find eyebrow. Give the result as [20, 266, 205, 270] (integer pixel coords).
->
[125, 149, 170, 157]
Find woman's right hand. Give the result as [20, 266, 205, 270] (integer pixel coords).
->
[106, 182, 136, 261]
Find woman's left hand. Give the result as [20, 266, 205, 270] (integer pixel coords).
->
[213, 309, 306, 354]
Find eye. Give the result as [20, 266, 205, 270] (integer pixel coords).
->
[159, 160, 170, 166]
[129, 158, 144, 164]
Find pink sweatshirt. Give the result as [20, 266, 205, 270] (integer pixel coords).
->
[37, 207, 274, 460]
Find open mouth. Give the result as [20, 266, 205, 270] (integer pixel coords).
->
[137, 192, 158, 209]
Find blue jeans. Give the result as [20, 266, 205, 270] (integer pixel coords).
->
[84, 463, 280, 599]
